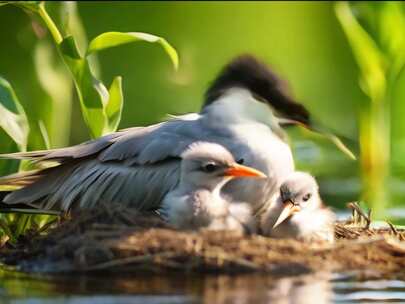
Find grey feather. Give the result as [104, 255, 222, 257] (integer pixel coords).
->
[0, 132, 121, 163]
[99, 119, 200, 164]
[4, 158, 180, 211]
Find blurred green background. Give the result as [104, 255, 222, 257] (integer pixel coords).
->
[1, 1, 405, 216]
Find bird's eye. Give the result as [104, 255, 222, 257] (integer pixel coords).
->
[202, 163, 217, 173]
[302, 193, 312, 202]
[237, 158, 244, 165]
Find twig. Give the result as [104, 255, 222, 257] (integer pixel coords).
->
[83, 251, 179, 271]
[386, 221, 399, 236]
[347, 202, 371, 229]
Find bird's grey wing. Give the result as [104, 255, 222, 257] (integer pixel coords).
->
[4, 158, 180, 211]
[0, 132, 122, 162]
[0, 116, 204, 164]
[1, 116, 206, 211]
[97, 117, 206, 164]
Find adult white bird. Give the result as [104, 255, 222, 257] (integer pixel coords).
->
[260, 172, 335, 242]
[159, 142, 266, 231]
[0, 55, 310, 213]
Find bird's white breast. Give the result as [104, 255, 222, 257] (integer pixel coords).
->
[201, 90, 295, 209]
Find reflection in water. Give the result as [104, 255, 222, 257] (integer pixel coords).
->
[0, 271, 333, 304]
[5, 295, 194, 304]
[1, 271, 405, 303]
[201, 273, 332, 304]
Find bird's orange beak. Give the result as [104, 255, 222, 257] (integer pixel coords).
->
[224, 164, 267, 179]
[273, 200, 301, 228]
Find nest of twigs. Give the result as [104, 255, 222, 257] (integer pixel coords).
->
[1, 202, 405, 279]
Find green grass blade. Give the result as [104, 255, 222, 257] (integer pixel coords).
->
[0, 217, 16, 243]
[38, 120, 51, 150]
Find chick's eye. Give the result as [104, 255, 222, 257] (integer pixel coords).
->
[203, 163, 217, 173]
[302, 193, 312, 202]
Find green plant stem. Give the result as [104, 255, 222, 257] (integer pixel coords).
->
[360, 96, 390, 217]
[38, 3, 63, 44]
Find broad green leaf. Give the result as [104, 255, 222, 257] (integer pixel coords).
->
[60, 2, 89, 58]
[59, 36, 108, 138]
[59, 35, 82, 59]
[335, 2, 386, 102]
[60, 1, 102, 77]
[87, 31, 179, 70]
[105, 76, 123, 133]
[0, 77, 29, 151]
[35, 4, 107, 138]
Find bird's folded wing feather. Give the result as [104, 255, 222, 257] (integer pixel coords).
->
[3, 159, 181, 211]
[0, 115, 206, 211]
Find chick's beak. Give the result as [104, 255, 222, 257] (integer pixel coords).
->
[273, 200, 301, 228]
[224, 163, 267, 178]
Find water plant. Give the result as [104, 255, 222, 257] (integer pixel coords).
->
[336, 2, 405, 216]
[0, 1, 178, 241]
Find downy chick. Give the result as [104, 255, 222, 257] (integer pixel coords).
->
[160, 142, 266, 232]
[260, 172, 335, 242]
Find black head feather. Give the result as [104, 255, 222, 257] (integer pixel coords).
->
[204, 55, 310, 125]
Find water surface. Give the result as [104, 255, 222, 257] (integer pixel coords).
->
[2, 271, 405, 303]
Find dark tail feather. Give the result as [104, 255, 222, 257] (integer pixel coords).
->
[0, 192, 61, 215]
[0, 191, 10, 203]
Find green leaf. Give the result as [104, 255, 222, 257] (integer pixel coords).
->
[335, 2, 386, 102]
[105, 76, 123, 133]
[60, 2, 89, 57]
[380, 3, 405, 60]
[59, 36, 108, 138]
[14, 214, 31, 237]
[59, 35, 82, 59]
[6, 3, 177, 139]
[0, 77, 29, 151]
[38, 120, 51, 150]
[379, 2, 405, 82]
[7, 1, 41, 12]
[87, 31, 179, 70]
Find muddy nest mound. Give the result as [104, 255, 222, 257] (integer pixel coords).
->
[1, 204, 405, 279]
